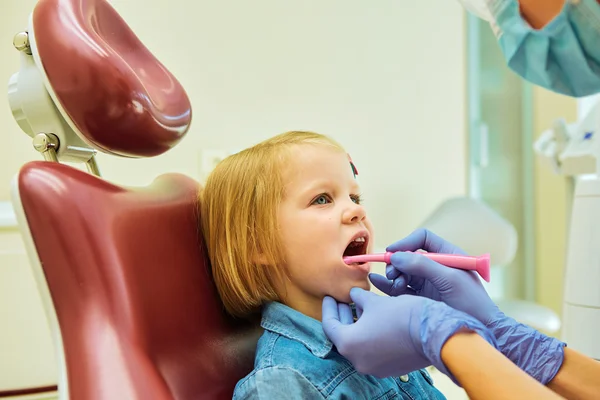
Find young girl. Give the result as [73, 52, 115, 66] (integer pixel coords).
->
[200, 131, 446, 399]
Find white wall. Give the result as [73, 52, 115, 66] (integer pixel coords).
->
[1, 0, 467, 252]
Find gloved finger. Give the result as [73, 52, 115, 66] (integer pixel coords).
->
[349, 287, 378, 310]
[386, 228, 466, 255]
[390, 251, 457, 284]
[369, 273, 410, 296]
[385, 264, 427, 292]
[386, 264, 401, 280]
[338, 303, 354, 325]
[322, 296, 340, 321]
[322, 296, 346, 344]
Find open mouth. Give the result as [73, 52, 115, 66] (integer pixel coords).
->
[343, 232, 369, 265]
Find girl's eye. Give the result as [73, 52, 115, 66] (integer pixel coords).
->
[312, 194, 331, 205]
[351, 194, 363, 204]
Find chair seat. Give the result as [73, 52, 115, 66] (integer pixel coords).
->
[32, 0, 192, 158]
[16, 161, 261, 399]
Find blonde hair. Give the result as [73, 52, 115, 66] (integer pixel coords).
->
[199, 131, 345, 318]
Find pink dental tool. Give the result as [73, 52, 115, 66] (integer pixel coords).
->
[343, 251, 491, 282]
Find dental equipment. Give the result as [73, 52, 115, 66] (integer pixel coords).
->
[344, 252, 491, 282]
[535, 97, 600, 360]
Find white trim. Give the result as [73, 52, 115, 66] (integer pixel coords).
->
[10, 174, 69, 400]
[0, 201, 18, 228]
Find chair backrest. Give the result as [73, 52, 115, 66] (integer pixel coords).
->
[13, 161, 262, 400]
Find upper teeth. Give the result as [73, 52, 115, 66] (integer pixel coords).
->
[348, 236, 366, 249]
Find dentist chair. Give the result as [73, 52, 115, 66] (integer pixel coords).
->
[7, 0, 262, 399]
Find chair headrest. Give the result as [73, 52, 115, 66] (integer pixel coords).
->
[9, 0, 192, 161]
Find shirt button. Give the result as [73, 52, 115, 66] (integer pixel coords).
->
[399, 375, 409, 382]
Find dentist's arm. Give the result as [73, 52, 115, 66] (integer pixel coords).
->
[547, 347, 600, 399]
[322, 291, 564, 400]
[377, 228, 600, 398]
[374, 228, 567, 386]
[518, 0, 565, 29]
[442, 331, 564, 400]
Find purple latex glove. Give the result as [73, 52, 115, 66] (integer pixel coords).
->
[370, 228, 566, 385]
[322, 287, 497, 384]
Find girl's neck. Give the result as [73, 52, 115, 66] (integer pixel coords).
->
[281, 291, 323, 321]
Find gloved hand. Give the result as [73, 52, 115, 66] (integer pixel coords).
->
[370, 228, 566, 385]
[321, 287, 497, 383]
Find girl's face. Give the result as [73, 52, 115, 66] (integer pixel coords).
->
[277, 145, 373, 320]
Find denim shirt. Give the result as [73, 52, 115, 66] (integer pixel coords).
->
[233, 302, 447, 399]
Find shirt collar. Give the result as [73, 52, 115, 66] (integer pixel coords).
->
[261, 302, 334, 358]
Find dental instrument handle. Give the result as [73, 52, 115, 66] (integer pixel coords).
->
[343, 251, 491, 282]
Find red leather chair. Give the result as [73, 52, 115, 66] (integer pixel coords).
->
[8, 0, 261, 399]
